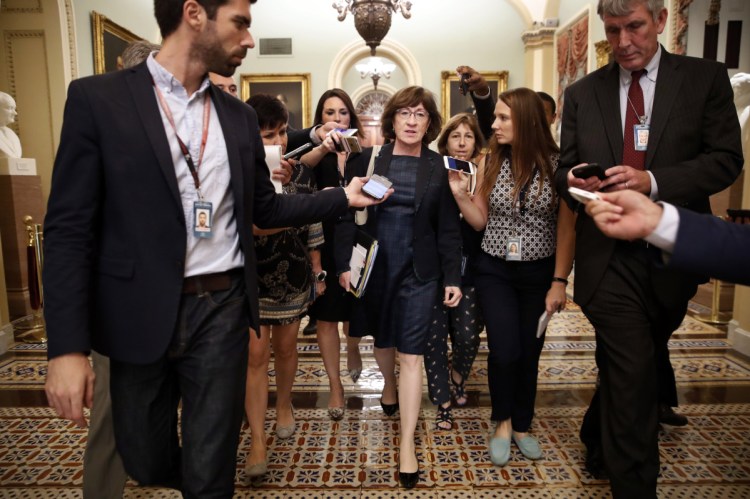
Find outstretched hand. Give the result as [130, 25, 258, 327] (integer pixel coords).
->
[344, 177, 394, 208]
[585, 190, 663, 240]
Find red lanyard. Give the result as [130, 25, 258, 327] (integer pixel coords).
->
[153, 82, 211, 196]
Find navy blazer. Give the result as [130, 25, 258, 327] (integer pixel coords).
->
[334, 142, 462, 287]
[667, 207, 750, 286]
[555, 48, 743, 307]
[43, 62, 348, 363]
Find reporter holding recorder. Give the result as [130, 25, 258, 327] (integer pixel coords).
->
[335, 86, 462, 488]
[448, 87, 575, 466]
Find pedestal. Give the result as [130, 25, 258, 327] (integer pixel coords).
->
[0, 157, 37, 176]
[0, 169, 45, 319]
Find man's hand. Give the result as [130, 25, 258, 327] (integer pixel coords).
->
[443, 286, 462, 308]
[455, 65, 489, 97]
[344, 177, 394, 208]
[567, 163, 603, 192]
[585, 190, 663, 240]
[599, 165, 651, 194]
[45, 352, 95, 428]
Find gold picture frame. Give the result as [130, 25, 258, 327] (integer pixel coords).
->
[441, 71, 509, 121]
[240, 73, 312, 129]
[595, 40, 613, 69]
[91, 11, 144, 74]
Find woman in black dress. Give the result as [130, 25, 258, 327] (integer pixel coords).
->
[299, 89, 366, 419]
[336, 86, 463, 488]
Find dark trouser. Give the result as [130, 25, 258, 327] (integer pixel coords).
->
[580, 245, 691, 499]
[110, 276, 249, 499]
[424, 286, 483, 405]
[474, 252, 553, 431]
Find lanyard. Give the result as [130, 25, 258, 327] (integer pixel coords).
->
[153, 81, 211, 198]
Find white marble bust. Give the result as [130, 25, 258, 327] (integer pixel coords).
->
[0, 92, 22, 159]
[731, 73, 750, 163]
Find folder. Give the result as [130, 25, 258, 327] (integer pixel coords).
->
[349, 229, 378, 298]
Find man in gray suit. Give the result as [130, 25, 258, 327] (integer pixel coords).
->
[555, 0, 743, 497]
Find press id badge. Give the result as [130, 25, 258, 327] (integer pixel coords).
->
[633, 124, 649, 151]
[506, 237, 522, 261]
[193, 201, 213, 238]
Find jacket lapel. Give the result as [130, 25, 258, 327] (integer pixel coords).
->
[211, 85, 244, 223]
[646, 49, 681, 169]
[414, 146, 433, 213]
[594, 63, 623, 166]
[126, 62, 182, 208]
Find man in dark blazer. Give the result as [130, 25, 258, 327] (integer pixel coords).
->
[42, 0, 385, 496]
[556, 0, 743, 497]
[585, 190, 750, 286]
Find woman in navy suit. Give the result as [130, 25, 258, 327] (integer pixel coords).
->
[336, 86, 462, 488]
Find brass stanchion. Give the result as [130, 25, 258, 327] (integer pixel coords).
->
[13, 215, 46, 343]
[695, 278, 731, 325]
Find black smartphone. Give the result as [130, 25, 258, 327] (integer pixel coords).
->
[283, 142, 313, 160]
[572, 163, 608, 180]
[459, 73, 470, 95]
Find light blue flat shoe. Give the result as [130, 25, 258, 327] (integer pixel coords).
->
[488, 435, 511, 466]
[513, 434, 543, 460]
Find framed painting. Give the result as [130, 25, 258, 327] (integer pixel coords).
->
[554, 6, 592, 135]
[91, 11, 144, 74]
[440, 71, 509, 121]
[240, 73, 312, 130]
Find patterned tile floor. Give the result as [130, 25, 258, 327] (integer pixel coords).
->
[1, 307, 749, 497]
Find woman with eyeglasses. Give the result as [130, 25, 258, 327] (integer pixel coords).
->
[336, 86, 462, 488]
[448, 87, 575, 466]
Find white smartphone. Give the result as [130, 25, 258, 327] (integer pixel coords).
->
[362, 174, 392, 200]
[443, 156, 476, 175]
[568, 186, 601, 204]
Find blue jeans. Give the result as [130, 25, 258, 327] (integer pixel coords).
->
[110, 275, 249, 498]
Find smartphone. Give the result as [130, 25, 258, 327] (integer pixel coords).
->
[459, 73, 470, 95]
[568, 186, 601, 204]
[362, 174, 392, 200]
[283, 142, 313, 160]
[572, 163, 608, 180]
[334, 135, 362, 154]
[443, 156, 476, 175]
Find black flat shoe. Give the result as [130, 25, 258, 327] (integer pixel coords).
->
[380, 399, 399, 417]
[659, 404, 688, 427]
[584, 445, 607, 479]
[398, 469, 419, 489]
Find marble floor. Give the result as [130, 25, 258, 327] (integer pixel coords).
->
[1, 302, 749, 498]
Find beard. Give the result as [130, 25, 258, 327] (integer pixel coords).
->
[192, 26, 245, 77]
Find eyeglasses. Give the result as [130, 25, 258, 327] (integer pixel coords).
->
[396, 108, 429, 122]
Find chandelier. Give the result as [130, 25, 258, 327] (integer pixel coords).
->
[333, 0, 412, 55]
[355, 56, 396, 90]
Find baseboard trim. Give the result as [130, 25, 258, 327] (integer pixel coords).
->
[728, 320, 750, 357]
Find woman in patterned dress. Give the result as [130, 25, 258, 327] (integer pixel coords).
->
[425, 113, 486, 431]
[243, 94, 326, 477]
[336, 86, 463, 488]
[448, 88, 575, 466]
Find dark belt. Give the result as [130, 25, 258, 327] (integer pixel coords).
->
[182, 269, 243, 294]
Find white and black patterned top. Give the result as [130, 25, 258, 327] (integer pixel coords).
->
[481, 154, 560, 261]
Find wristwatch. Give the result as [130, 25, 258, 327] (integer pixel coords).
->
[314, 270, 327, 282]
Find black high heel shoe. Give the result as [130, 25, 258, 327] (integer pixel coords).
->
[380, 398, 399, 417]
[398, 454, 419, 489]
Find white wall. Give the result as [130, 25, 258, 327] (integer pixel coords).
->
[246, 0, 527, 108]
[687, 0, 750, 76]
